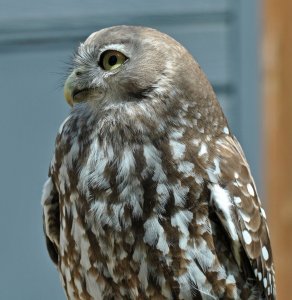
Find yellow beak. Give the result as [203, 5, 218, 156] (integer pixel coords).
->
[64, 71, 76, 107]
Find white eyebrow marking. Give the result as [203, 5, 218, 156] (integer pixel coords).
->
[99, 44, 127, 55]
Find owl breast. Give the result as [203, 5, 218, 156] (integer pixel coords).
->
[54, 118, 261, 300]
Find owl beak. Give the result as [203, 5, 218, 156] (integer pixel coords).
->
[64, 71, 76, 107]
[64, 69, 105, 106]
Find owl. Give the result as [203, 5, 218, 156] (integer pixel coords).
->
[42, 26, 276, 299]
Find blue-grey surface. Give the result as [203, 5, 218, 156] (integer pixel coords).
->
[0, 1, 261, 299]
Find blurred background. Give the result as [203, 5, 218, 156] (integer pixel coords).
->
[0, 0, 290, 299]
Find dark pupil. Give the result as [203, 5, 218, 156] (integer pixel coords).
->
[108, 55, 117, 66]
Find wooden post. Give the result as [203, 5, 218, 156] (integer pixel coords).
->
[263, 0, 292, 298]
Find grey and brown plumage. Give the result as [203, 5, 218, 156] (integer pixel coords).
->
[42, 26, 276, 299]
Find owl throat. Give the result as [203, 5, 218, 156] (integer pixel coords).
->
[55, 98, 219, 241]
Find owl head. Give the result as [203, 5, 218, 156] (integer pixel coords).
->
[65, 26, 217, 106]
[64, 26, 226, 140]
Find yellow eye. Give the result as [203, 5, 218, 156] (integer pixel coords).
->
[100, 50, 127, 71]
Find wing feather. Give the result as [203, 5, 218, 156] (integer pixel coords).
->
[207, 135, 276, 299]
[41, 177, 60, 265]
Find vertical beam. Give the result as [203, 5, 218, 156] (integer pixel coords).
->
[263, 0, 292, 298]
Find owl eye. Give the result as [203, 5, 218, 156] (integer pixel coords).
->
[100, 50, 127, 71]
